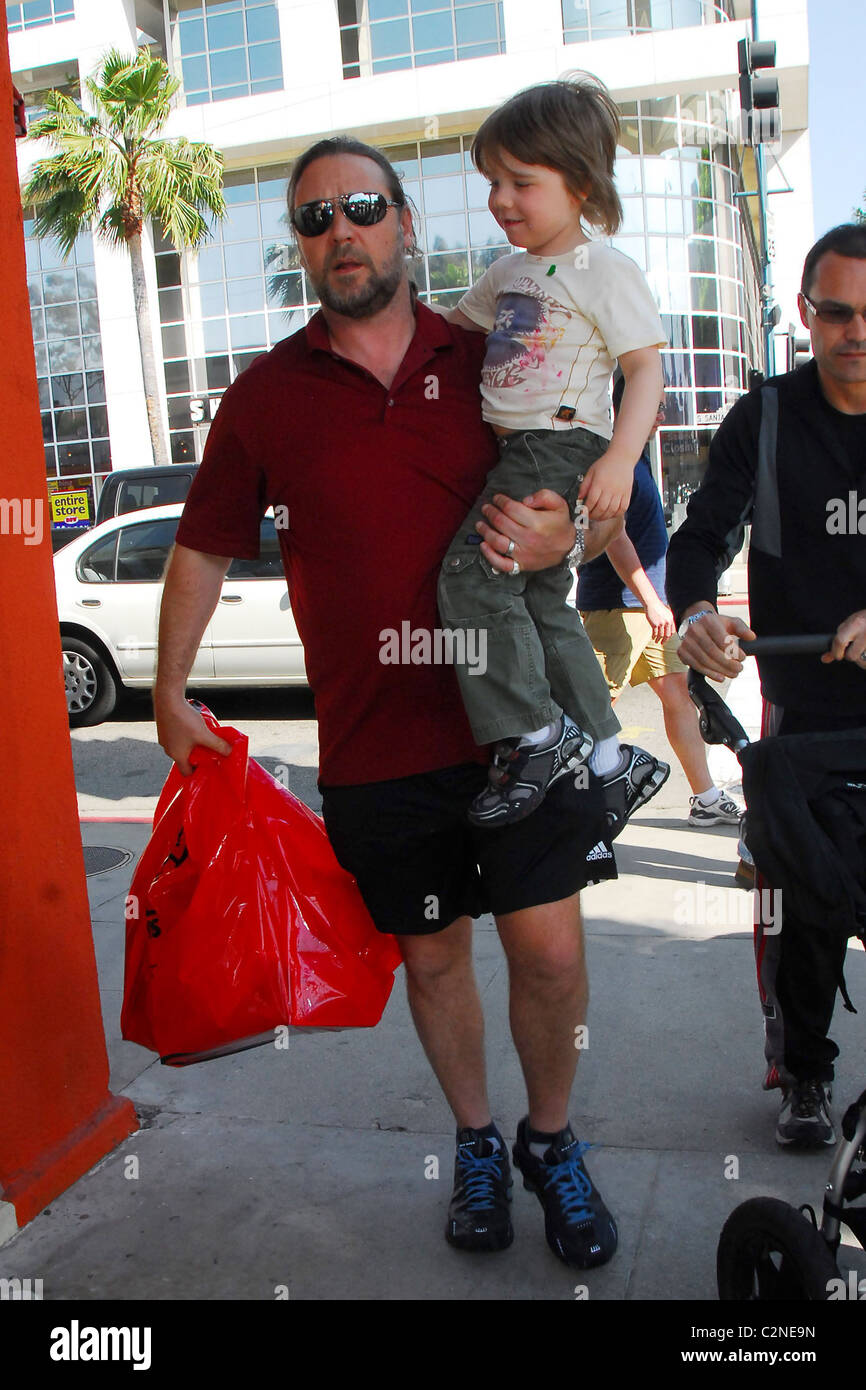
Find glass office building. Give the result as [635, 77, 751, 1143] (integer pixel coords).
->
[11, 0, 810, 533]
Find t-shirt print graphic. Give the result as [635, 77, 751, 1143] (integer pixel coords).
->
[481, 276, 572, 393]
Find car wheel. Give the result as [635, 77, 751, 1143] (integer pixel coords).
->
[717, 1197, 839, 1300]
[63, 636, 120, 727]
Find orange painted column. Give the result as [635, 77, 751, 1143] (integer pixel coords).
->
[0, 14, 137, 1231]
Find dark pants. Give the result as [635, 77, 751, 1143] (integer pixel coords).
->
[755, 704, 864, 1085]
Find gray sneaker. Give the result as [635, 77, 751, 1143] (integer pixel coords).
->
[687, 790, 743, 827]
[776, 1080, 836, 1147]
[468, 716, 593, 828]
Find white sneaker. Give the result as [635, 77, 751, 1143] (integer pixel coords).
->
[687, 791, 743, 828]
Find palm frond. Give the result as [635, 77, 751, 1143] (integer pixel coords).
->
[138, 139, 226, 250]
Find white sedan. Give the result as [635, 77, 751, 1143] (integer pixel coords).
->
[54, 504, 307, 726]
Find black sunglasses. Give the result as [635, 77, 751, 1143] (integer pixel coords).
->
[291, 191, 403, 238]
[801, 293, 866, 326]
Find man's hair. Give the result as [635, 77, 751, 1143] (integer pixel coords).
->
[471, 73, 622, 237]
[801, 223, 866, 297]
[287, 136, 406, 215]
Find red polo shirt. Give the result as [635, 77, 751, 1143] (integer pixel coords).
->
[176, 302, 499, 785]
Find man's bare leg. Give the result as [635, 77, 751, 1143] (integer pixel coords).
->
[397, 914, 492, 1129]
[495, 892, 587, 1131]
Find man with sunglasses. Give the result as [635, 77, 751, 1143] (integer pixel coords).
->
[667, 223, 866, 1148]
[155, 137, 623, 1272]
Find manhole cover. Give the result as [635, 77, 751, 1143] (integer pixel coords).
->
[82, 846, 134, 877]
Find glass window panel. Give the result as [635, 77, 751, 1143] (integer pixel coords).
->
[421, 141, 462, 176]
[42, 269, 79, 304]
[662, 390, 694, 426]
[76, 267, 97, 299]
[227, 277, 264, 314]
[156, 254, 182, 288]
[186, 91, 210, 106]
[91, 440, 111, 469]
[162, 324, 188, 358]
[691, 276, 718, 312]
[229, 315, 267, 349]
[167, 395, 193, 428]
[412, 13, 453, 51]
[222, 203, 261, 240]
[427, 250, 469, 291]
[371, 17, 411, 57]
[207, 10, 245, 49]
[694, 353, 721, 389]
[642, 158, 682, 197]
[164, 360, 191, 394]
[83, 336, 103, 370]
[723, 354, 743, 391]
[28, 278, 43, 309]
[88, 405, 109, 437]
[619, 198, 644, 235]
[648, 237, 686, 275]
[264, 242, 298, 274]
[249, 43, 282, 81]
[23, 1, 51, 23]
[465, 170, 491, 209]
[182, 56, 209, 92]
[688, 238, 716, 273]
[159, 287, 185, 322]
[117, 518, 181, 582]
[646, 198, 683, 235]
[210, 49, 249, 88]
[425, 213, 467, 251]
[423, 175, 465, 215]
[614, 158, 643, 196]
[661, 351, 692, 388]
[260, 202, 289, 240]
[470, 245, 511, 281]
[224, 242, 263, 277]
[54, 408, 89, 442]
[457, 3, 499, 44]
[371, 0, 409, 15]
[178, 14, 206, 53]
[41, 412, 54, 443]
[717, 240, 737, 279]
[196, 246, 224, 281]
[250, 76, 283, 94]
[44, 303, 80, 339]
[720, 317, 740, 352]
[268, 308, 304, 342]
[203, 319, 229, 352]
[641, 102, 679, 155]
[718, 278, 739, 316]
[85, 371, 106, 403]
[197, 281, 226, 316]
[692, 315, 719, 348]
[38, 238, 65, 271]
[37, 378, 51, 409]
[390, 146, 419, 180]
[246, 5, 279, 41]
[58, 444, 91, 477]
[206, 355, 232, 390]
[258, 165, 291, 200]
[79, 302, 100, 334]
[662, 314, 690, 350]
[372, 56, 411, 73]
[34, 342, 49, 375]
[51, 373, 84, 407]
[649, 272, 689, 314]
[468, 210, 504, 247]
[31, 306, 45, 341]
[267, 272, 303, 308]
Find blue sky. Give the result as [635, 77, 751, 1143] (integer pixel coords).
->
[808, 0, 864, 232]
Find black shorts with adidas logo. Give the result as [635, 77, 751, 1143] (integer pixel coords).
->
[319, 761, 617, 937]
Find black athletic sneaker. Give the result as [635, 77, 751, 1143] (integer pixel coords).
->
[602, 743, 670, 839]
[446, 1126, 514, 1252]
[512, 1118, 618, 1269]
[776, 1080, 836, 1147]
[468, 716, 593, 828]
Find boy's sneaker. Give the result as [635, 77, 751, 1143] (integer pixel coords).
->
[446, 1126, 514, 1252]
[601, 744, 669, 839]
[687, 790, 743, 827]
[468, 715, 593, 828]
[512, 1119, 618, 1269]
[776, 1080, 836, 1147]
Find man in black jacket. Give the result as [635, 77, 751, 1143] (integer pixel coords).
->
[667, 223, 866, 1147]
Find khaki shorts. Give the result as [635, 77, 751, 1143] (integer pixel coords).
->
[580, 607, 687, 699]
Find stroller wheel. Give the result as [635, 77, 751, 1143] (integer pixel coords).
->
[717, 1197, 839, 1301]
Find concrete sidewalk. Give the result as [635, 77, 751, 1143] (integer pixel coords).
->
[3, 803, 865, 1302]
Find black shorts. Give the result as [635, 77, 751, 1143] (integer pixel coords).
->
[319, 761, 616, 937]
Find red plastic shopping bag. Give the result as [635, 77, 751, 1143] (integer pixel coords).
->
[121, 705, 402, 1065]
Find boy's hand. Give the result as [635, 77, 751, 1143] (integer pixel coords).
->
[577, 453, 634, 520]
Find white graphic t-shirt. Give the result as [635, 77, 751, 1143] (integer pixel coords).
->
[457, 243, 666, 438]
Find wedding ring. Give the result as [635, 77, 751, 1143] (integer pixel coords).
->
[505, 539, 516, 557]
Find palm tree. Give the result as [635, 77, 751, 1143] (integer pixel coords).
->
[22, 47, 226, 468]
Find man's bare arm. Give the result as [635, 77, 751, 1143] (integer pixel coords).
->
[154, 543, 234, 774]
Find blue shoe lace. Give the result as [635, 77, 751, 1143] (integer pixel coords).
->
[458, 1147, 507, 1211]
[540, 1141, 597, 1224]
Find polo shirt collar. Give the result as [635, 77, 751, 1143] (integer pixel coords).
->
[303, 298, 453, 360]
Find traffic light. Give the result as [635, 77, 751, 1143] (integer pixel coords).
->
[738, 38, 780, 146]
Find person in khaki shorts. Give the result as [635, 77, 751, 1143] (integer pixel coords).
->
[578, 377, 742, 828]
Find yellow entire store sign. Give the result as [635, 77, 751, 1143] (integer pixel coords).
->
[51, 490, 91, 525]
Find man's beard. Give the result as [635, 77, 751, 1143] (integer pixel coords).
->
[313, 241, 406, 319]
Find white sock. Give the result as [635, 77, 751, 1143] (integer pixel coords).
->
[695, 786, 721, 807]
[518, 722, 557, 747]
[589, 736, 620, 777]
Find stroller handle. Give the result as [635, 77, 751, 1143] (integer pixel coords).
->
[739, 635, 834, 656]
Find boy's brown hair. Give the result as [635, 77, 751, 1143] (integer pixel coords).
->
[472, 72, 623, 238]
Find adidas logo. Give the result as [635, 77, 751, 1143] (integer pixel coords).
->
[586, 841, 613, 861]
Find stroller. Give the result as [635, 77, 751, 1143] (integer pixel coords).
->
[687, 635, 866, 1301]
